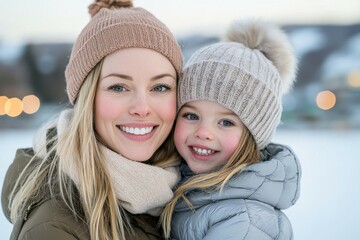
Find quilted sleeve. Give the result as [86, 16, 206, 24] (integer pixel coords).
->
[172, 199, 293, 240]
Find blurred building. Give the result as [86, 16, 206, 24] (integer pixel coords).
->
[1, 24, 360, 129]
[0, 42, 71, 104]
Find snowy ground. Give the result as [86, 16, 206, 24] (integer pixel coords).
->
[1, 128, 359, 239]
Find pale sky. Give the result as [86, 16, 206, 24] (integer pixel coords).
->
[1, 0, 359, 43]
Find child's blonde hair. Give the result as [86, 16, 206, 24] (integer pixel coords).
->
[161, 126, 260, 238]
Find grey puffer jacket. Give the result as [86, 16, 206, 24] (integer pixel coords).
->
[171, 143, 301, 240]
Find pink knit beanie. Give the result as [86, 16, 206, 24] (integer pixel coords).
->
[178, 19, 297, 150]
[65, 0, 183, 104]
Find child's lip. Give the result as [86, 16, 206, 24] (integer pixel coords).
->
[189, 144, 218, 156]
[190, 144, 217, 151]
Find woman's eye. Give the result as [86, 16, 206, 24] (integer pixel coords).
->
[109, 85, 126, 92]
[152, 85, 171, 92]
[183, 113, 199, 121]
[219, 120, 234, 127]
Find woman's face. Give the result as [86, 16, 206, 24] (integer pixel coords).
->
[95, 48, 177, 161]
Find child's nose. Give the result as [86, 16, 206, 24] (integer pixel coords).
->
[194, 125, 214, 141]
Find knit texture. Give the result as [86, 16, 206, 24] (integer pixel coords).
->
[65, 6, 182, 104]
[178, 42, 284, 150]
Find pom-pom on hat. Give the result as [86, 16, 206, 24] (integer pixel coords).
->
[178, 18, 297, 150]
[65, 0, 183, 104]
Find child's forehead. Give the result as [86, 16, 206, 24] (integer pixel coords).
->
[182, 100, 237, 115]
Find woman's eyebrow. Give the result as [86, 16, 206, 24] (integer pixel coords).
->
[101, 73, 132, 81]
[101, 73, 175, 81]
[150, 73, 176, 81]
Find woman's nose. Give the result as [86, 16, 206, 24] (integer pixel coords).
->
[129, 94, 150, 117]
[194, 124, 214, 141]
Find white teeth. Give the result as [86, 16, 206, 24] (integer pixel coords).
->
[192, 147, 215, 155]
[121, 126, 153, 135]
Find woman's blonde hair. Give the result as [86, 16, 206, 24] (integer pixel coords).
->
[161, 126, 261, 239]
[10, 60, 179, 240]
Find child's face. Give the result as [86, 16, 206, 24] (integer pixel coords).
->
[174, 100, 244, 174]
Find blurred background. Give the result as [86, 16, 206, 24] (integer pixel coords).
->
[1, 0, 359, 239]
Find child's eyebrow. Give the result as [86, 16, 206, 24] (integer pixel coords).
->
[182, 104, 236, 116]
[181, 104, 197, 110]
[218, 110, 237, 116]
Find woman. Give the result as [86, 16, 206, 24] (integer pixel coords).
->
[1, 0, 183, 239]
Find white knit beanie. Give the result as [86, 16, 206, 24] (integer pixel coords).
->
[178, 18, 297, 150]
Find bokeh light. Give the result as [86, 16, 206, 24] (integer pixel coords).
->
[316, 90, 336, 110]
[0, 96, 9, 115]
[22, 95, 40, 114]
[4, 97, 23, 117]
[347, 71, 360, 88]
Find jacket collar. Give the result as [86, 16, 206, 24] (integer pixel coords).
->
[175, 143, 301, 212]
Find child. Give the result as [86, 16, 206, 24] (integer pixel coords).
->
[161, 18, 301, 239]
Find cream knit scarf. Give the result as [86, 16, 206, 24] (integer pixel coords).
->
[34, 109, 180, 216]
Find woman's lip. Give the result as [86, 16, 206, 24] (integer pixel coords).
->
[117, 123, 158, 128]
[116, 125, 158, 141]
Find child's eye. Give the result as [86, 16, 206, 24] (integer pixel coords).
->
[152, 84, 171, 92]
[109, 85, 127, 92]
[183, 113, 199, 121]
[219, 119, 234, 127]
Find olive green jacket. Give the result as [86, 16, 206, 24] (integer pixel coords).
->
[1, 148, 162, 240]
